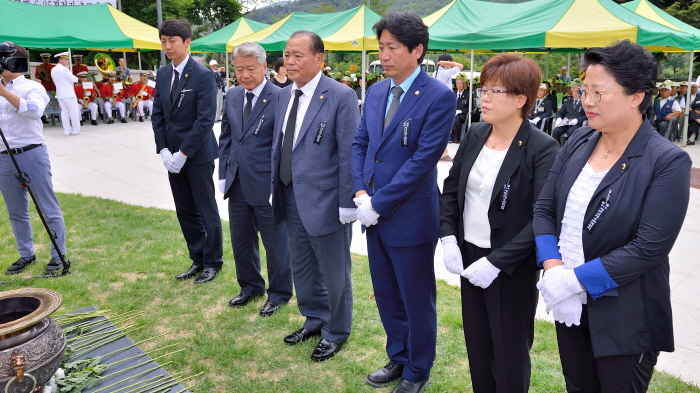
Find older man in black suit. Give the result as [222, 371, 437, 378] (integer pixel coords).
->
[528, 83, 553, 128]
[551, 82, 587, 145]
[152, 18, 223, 284]
[218, 42, 292, 316]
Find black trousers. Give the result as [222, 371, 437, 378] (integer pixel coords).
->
[460, 242, 539, 393]
[452, 115, 466, 142]
[688, 110, 700, 136]
[168, 161, 223, 268]
[556, 305, 659, 393]
[551, 125, 580, 145]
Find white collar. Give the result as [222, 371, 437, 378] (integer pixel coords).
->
[292, 70, 323, 98]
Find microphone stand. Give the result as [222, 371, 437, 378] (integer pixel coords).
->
[0, 126, 71, 283]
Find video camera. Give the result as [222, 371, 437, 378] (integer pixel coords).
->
[0, 41, 29, 74]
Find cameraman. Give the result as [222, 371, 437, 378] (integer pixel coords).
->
[0, 42, 69, 276]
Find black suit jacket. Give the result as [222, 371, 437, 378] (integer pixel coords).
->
[440, 120, 559, 275]
[556, 98, 587, 124]
[528, 98, 553, 121]
[218, 81, 280, 205]
[534, 121, 691, 357]
[455, 89, 470, 122]
[152, 56, 218, 166]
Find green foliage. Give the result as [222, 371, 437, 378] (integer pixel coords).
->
[62, 357, 104, 375]
[363, 0, 392, 16]
[314, 1, 337, 12]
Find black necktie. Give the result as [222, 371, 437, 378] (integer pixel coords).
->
[243, 92, 254, 126]
[280, 89, 303, 187]
[171, 69, 180, 102]
[384, 86, 403, 130]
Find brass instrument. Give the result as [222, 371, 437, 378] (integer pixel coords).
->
[94, 54, 115, 77]
[132, 82, 147, 108]
[83, 95, 90, 109]
[37, 66, 50, 81]
[110, 94, 118, 105]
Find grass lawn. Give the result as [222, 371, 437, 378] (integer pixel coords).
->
[1, 193, 698, 392]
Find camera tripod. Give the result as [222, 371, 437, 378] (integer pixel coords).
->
[0, 126, 71, 284]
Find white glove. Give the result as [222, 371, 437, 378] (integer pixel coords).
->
[160, 149, 178, 173]
[531, 116, 541, 124]
[141, 91, 148, 96]
[455, 110, 462, 116]
[268, 194, 272, 206]
[339, 207, 357, 224]
[440, 236, 464, 275]
[569, 118, 578, 126]
[86, 91, 92, 96]
[171, 151, 187, 173]
[218, 179, 226, 194]
[551, 292, 585, 327]
[537, 265, 585, 311]
[355, 196, 380, 227]
[463, 257, 501, 288]
[554, 118, 562, 128]
[353, 193, 370, 208]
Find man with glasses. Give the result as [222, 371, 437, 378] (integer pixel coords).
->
[551, 82, 587, 145]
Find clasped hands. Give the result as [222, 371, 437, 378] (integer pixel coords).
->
[537, 263, 586, 327]
[353, 193, 380, 227]
[440, 236, 500, 289]
[160, 148, 187, 174]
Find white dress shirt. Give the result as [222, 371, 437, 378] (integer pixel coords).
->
[434, 66, 460, 89]
[463, 146, 508, 248]
[50, 63, 78, 99]
[281, 70, 323, 149]
[0, 76, 49, 151]
[243, 78, 266, 110]
[659, 97, 681, 113]
[171, 54, 190, 88]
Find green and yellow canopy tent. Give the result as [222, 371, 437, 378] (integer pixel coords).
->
[190, 18, 269, 53]
[0, 0, 160, 51]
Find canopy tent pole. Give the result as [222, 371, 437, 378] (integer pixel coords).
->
[225, 51, 230, 88]
[567, 53, 571, 76]
[138, 51, 142, 72]
[467, 49, 474, 130]
[683, 51, 694, 147]
[361, 48, 366, 105]
[545, 49, 550, 80]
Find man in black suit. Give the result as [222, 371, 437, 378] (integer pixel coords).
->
[209, 60, 224, 122]
[452, 77, 470, 143]
[551, 82, 587, 145]
[152, 19, 223, 284]
[218, 42, 293, 316]
[527, 83, 553, 128]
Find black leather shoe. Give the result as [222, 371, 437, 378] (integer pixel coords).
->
[5, 255, 36, 275]
[311, 338, 343, 361]
[259, 299, 283, 317]
[688, 139, 696, 145]
[391, 378, 430, 393]
[193, 267, 220, 284]
[139, 116, 144, 122]
[91, 120, 98, 126]
[120, 118, 128, 124]
[175, 264, 202, 280]
[107, 118, 114, 124]
[228, 292, 264, 308]
[44, 257, 64, 275]
[366, 362, 404, 387]
[283, 328, 321, 345]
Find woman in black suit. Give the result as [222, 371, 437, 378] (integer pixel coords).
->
[534, 40, 691, 393]
[439, 53, 559, 393]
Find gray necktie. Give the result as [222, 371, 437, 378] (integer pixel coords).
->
[384, 86, 404, 130]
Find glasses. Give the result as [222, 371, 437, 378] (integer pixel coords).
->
[575, 87, 623, 103]
[477, 88, 508, 98]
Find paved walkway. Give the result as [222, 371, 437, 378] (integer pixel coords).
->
[41, 120, 699, 386]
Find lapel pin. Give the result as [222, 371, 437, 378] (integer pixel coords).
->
[414, 91, 419, 95]
[185, 74, 189, 78]
[621, 163, 627, 170]
[518, 140, 523, 146]
[262, 99, 267, 103]
[319, 95, 324, 99]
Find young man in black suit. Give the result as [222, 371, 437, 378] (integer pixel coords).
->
[152, 19, 223, 284]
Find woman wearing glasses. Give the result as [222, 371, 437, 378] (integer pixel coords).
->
[439, 53, 559, 393]
[534, 40, 691, 392]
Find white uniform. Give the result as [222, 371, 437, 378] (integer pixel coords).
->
[51, 63, 81, 135]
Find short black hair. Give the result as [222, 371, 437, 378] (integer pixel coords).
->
[438, 53, 453, 62]
[290, 31, 324, 54]
[273, 57, 285, 73]
[159, 19, 192, 42]
[373, 11, 429, 64]
[583, 40, 657, 113]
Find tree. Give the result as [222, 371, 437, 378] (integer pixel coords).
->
[313, 1, 337, 13]
[192, 0, 243, 31]
[363, 0, 392, 16]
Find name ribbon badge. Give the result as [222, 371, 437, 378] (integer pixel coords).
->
[254, 115, 265, 136]
[499, 179, 511, 211]
[401, 119, 410, 147]
[587, 189, 612, 232]
[314, 121, 327, 144]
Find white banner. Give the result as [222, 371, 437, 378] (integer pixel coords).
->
[12, 0, 117, 7]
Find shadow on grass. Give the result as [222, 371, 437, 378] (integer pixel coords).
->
[0, 193, 698, 392]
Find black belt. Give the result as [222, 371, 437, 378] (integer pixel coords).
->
[1, 144, 42, 155]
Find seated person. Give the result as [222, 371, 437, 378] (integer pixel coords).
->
[527, 83, 553, 128]
[686, 82, 700, 145]
[653, 83, 681, 135]
[551, 82, 587, 144]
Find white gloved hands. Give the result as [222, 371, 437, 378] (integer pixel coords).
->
[218, 179, 226, 194]
[171, 151, 187, 173]
[551, 292, 586, 327]
[339, 207, 357, 224]
[530, 116, 541, 124]
[537, 265, 585, 312]
[440, 236, 464, 275]
[160, 149, 178, 173]
[354, 195, 380, 227]
[455, 110, 462, 116]
[463, 257, 501, 288]
[569, 118, 578, 126]
[268, 194, 272, 206]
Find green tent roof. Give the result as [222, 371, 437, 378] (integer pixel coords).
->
[190, 18, 269, 53]
[0, 0, 160, 51]
[425, 0, 696, 52]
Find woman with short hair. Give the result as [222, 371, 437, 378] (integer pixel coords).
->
[535, 40, 691, 392]
[439, 53, 559, 393]
[270, 57, 291, 88]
